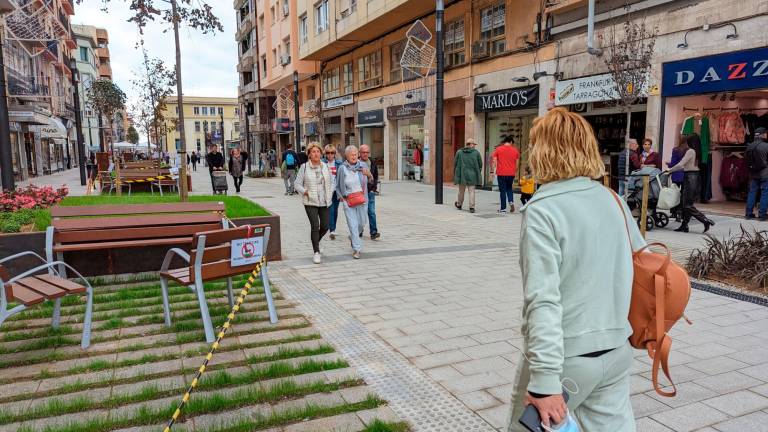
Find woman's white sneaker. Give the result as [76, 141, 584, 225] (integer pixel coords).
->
[352, 251, 360, 259]
[329, 231, 336, 240]
[312, 253, 322, 264]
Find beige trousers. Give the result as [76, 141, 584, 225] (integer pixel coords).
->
[457, 184, 476, 209]
[507, 342, 636, 432]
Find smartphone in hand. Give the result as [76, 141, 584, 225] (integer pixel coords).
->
[518, 389, 570, 432]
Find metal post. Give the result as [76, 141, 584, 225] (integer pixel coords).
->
[293, 71, 300, 151]
[244, 104, 251, 172]
[640, 175, 650, 238]
[434, 0, 445, 204]
[0, 31, 15, 190]
[71, 61, 86, 186]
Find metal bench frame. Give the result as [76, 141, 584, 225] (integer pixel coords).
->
[0, 251, 94, 349]
[159, 224, 278, 343]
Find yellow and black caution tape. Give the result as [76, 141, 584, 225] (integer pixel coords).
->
[118, 174, 174, 184]
[163, 256, 267, 432]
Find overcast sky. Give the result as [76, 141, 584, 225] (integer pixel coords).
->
[72, 1, 238, 106]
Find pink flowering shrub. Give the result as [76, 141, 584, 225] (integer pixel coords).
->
[0, 185, 69, 212]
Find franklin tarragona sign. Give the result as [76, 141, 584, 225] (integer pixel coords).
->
[474, 85, 538, 113]
[662, 47, 768, 97]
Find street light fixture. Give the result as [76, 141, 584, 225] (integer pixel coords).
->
[0, 30, 15, 190]
[70, 57, 87, 186]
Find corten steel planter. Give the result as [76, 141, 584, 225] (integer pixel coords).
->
[0, 211, 281, 277]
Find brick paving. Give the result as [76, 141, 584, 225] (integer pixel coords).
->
[18, 167, 768, 431]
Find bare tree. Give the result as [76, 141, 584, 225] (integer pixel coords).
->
[131, 41, 176, 158]
[600, 6, 658, 189]
[87, 79, 127, 154]
[77, 0, 223, 200]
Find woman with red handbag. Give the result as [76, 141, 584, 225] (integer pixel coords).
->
[336, 145, 373, 259]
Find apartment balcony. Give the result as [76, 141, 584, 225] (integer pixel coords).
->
[99, 63, 112, 79]
[96, 46, 110, 59]
[7, 72, 50, 98]
[239, 81, 257, 96]
[236, 15, 253, 40]
[238, 47, 255, 71]
[324, 123, 342, 134]
[545, 0, 587, 14]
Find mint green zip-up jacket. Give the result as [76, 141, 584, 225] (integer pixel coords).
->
[519, 177, 646, 395]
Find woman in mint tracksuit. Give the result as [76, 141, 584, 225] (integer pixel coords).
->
[508, 108, 645, 431]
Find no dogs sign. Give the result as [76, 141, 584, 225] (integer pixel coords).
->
[231, 237, 263, 266]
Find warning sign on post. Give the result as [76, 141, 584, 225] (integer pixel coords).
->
[231, 237, 263, 266]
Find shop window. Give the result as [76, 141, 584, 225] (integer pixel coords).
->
[315, 0, 329, 34]
[322, 67, 340, 99]
[480, 2, 505, 56]
[390, 40, 418, 83]
[196, 138, 201, 150]
[445, 19, 465, 68]
[212, 121, 217, 130]
[357, 51, 382, 91]
[342, 62, 353, 95]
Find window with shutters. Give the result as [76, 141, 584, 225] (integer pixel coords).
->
[357, 51, 381, 91]
[445, 19, 465, 68]
[480, 2, 506, 55]
[342, 63, 353, 95]
[322, 67, 340, 99]
[389, 40, 418, 83]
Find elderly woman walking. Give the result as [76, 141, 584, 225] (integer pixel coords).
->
[294, 142, 333, 264]
[336, 145, 372, 259]
[508, 108, 644, 431]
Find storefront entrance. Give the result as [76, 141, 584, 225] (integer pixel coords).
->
[388, 102, 426, 181]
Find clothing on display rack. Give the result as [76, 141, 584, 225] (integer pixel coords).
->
[720, 153, 749, 198]
[718, 112, 746, 145]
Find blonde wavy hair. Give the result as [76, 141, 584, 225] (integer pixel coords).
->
[305, 141, 323, 156]
[529, 108, 605, 184]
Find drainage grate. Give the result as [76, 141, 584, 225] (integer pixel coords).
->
[691, 281, 768, 307]
[271, 265, 496, 432]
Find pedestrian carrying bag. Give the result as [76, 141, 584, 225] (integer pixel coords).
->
[656, 177, 681, 210]
[610, 189, 691, 397]
[346, 191, 365, 207]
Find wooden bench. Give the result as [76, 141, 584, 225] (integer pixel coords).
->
[0, 251, 93, 348]
[46, 203, 227, 272]
[159, 225, 278, 343]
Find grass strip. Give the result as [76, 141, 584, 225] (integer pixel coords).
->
[207, 395, 385, 432]
[56, 194, 269, 219]
[0, 359, 350, 425]
[362, 420, 411, 432]
[16, 380, 370, 432]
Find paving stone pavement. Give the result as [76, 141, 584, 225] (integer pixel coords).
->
[31, 168, 768, 431]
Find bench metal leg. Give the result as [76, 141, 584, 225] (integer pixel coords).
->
[160, 276, 172, 327]
[195, 280, 216, 343]
[56, 252, 66, 279]
[260, 265, 278, 324]
[226, 277, 235, 309]
[52, 298, 62, 329]
[81, 284, 93, 349]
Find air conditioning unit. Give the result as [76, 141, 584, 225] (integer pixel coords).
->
[280, 53, 291, 66]
[472, 41, 489, 59]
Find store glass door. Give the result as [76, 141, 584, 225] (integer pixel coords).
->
[398, 118, 424, 181]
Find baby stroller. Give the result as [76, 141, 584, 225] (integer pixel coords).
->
[625, 167, 670, 232]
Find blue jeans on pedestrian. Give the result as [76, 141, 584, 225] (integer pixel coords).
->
[329, 192, 340, 232]
[746, 177, 768, 218]
[367, 192, 378, 235]
[498, 175, 515, 210]
[343, 201, 367, 252]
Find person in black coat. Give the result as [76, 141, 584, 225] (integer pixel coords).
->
[206, 145, 225, 192]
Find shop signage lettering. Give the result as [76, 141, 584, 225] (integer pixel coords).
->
[662, 47, 768, 97]
[556, 74, 618, 105]
[322, 94, 354, 110]
[387, 101, 426, 120]
[357, 109, 384, 126]
[474, 85, 538, 113]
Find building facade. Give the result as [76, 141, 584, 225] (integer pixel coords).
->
[284, 0, 766, 208]
[234, 0, 320, 158]
[3, 0, 78, 181]
[72, 24, 103, 152]
[159, 96, 241, 156]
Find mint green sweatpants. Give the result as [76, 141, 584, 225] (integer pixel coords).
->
[507, 342, 636, 432]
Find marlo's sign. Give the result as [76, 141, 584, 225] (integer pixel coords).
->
[662, 47, 768, 97]
[474, 85, 539, 113]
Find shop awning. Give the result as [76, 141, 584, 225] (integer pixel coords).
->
[29, 116, 68, 139]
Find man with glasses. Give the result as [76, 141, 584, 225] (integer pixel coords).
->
[359, 144, 381, 240]
[323, 144, 344, 239]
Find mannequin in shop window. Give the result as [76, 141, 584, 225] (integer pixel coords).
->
[640, 138, 662, 169]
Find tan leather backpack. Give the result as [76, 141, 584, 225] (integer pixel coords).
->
[610, 190, 692, 397]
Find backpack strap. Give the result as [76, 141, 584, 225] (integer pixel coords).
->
[650, 273, 677, 397]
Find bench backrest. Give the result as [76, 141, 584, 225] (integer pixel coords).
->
[50, 203, 226, 245]
[188, 224, 269, 283]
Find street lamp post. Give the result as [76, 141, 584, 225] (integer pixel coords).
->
[0, 31, 15, 190]
[70, 57, 86, 186]
[434, 0, 445, 204]
[293, 71, 300, 150]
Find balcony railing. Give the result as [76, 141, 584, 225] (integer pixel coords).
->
[7, 74, 51, 97]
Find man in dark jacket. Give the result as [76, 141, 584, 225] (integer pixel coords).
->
[454, 138, 483, 213]
[746, 127, 768, 221]
[359, 144, 380, 240]
[206, 145, 225, 193]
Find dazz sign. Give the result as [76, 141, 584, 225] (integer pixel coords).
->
[662, 47, 768, 97]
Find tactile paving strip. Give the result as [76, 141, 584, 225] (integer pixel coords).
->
[271, 264, 497, 432]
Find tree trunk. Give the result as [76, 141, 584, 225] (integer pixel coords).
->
[623, 109, 632, 197]
[171, 0, 189, 201]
